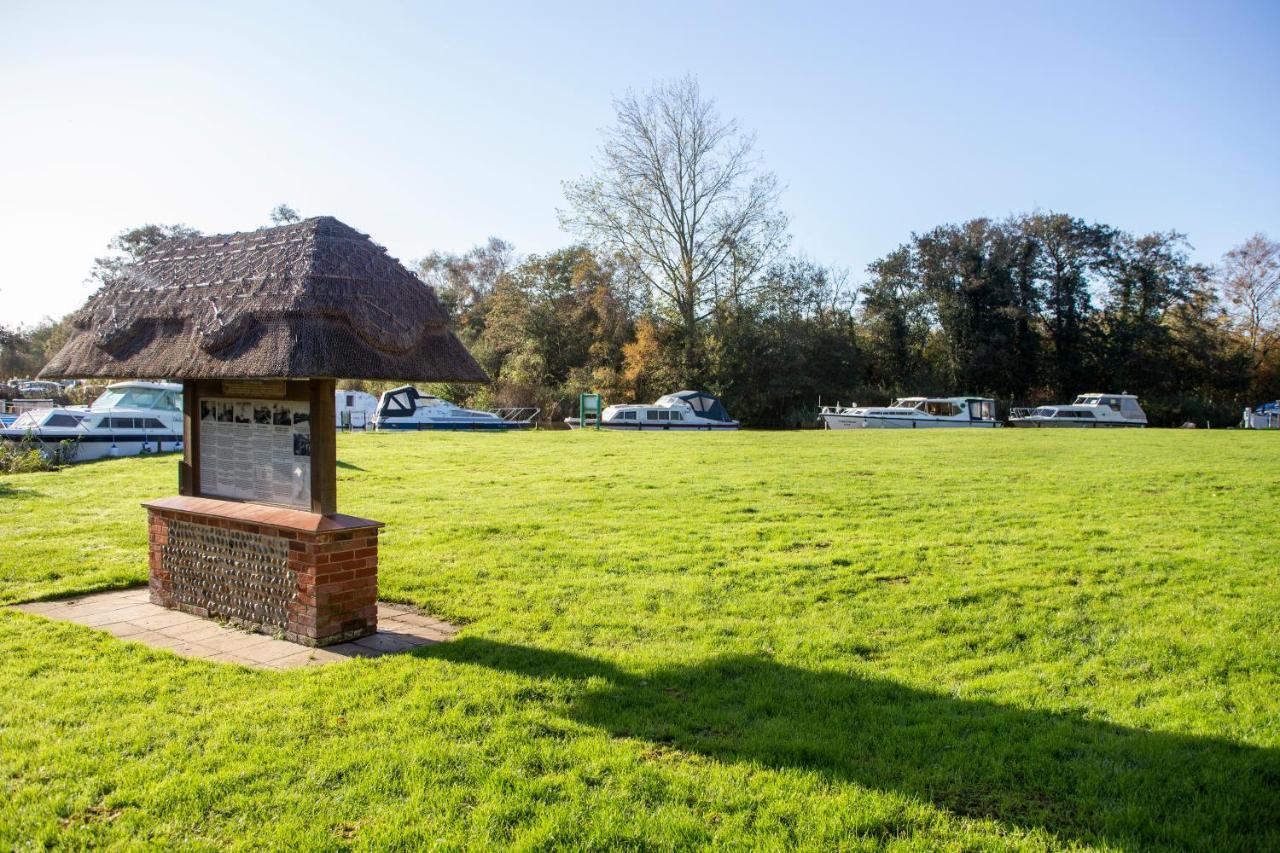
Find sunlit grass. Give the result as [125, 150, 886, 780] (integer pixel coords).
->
[1, 430, 1277, 849]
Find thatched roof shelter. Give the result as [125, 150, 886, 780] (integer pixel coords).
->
[40, 216, 488, 382]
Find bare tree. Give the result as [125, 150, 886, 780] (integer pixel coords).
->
[562, 76, 788, 375]
[1219, 233, 1280, 359]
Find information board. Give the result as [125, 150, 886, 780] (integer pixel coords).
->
[198, 397, 311, 508]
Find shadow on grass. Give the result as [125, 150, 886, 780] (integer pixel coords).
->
[0, 481, 36, 498]
[423, 638, 1279, 849]
[336, 460, 366, 471]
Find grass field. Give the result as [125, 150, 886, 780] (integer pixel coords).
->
[1, 430, 1277, 850]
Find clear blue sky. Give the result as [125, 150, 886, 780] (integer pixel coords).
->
[2, 0, 1277, 326]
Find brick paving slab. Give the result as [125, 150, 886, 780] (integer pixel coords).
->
[9, 588, 458, 669]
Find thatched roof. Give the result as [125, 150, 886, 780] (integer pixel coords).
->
[40, 217, 488, 382]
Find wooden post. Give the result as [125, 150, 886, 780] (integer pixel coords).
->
[180, 379, 201, 497]
[309, 378, 337, 515]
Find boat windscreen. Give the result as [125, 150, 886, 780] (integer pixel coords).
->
[379, 388, 418, 417]
[93, 387, 167, 410]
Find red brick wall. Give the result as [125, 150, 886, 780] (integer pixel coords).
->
[147, 506, 378, 646]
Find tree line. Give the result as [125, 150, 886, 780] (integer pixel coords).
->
[2, 80, 1277, 426]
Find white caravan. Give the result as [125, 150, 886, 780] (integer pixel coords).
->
[820, 397, 999, 429]
[335, 389, 378, 429]
[1008, 393, 1148, 428]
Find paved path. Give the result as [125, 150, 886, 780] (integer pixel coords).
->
[11, 589, 457, 669]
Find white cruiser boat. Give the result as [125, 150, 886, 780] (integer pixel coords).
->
[565, 391, 739, 431]
[820, 397, 999, 429]
[0, 381, 183, 461]
[1009, 393, 1147, 428]
[372, 385, 537, 431]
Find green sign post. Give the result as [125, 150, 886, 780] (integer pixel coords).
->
[579, 393, 603, 430]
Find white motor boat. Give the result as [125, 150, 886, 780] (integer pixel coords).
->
[820, 397, 999, 429]
[1009, 393, 1147, 428]
[564, 391, 739, 431]
[336, 389, 378, 430]
[0, 381, 183, 461]
[372, 385, 537, 431]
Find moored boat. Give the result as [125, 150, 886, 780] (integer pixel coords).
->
[564, 391, 739, 431]
[0, 380, 183, 461]
[1008, 393, 1147, 428]
[820, 397, 999, 429]
[1241, 401, 1279, 429]
[371, 385, 537, 430]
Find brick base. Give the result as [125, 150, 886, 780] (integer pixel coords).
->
[143, 496, 384, 646]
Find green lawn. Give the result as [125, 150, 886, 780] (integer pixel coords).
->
[1, 430, 1277, 850]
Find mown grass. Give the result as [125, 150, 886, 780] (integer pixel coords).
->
[1, 430, 1277, 850]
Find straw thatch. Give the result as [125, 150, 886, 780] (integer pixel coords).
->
[40, 217, 488, 382]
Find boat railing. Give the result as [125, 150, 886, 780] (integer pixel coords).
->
[818, 404, 858, 416]
[492, 407, 540, 424]
[4, 398, 56, 415]
[1010, 407, 1035, 419]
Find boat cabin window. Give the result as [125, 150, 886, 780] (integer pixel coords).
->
[100, 416, 167, 429]
[646, 410, 659, 421]
[44, 414, 82, 428]
[622, 411, 637, 420]
[967, 400, 996, 420]
[670, 412, 683, 421]
[1100, 397, 1121, 411]
[346, 395, 355, 407]
[657, 411, 670, 421]
[923, 400, 961, 417]
[1120, 398, 1143, 417]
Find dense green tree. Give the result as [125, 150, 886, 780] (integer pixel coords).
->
[914, 218, 1038, 397]
[1096, 231, 1209, 393]
[0, 317, 73, 381]
[859, 246, 931, 392]
[1021, 213, 1112, 398]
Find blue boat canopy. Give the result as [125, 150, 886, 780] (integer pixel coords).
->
[668, 390, 733, 422]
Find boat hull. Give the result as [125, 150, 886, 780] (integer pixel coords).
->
[0, 430, 183, 461]
[374, 420, 534, 431]
[1006, 420, 1145, 428]
[566, 418, 737, 431]
[822, 414, 998, 429]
